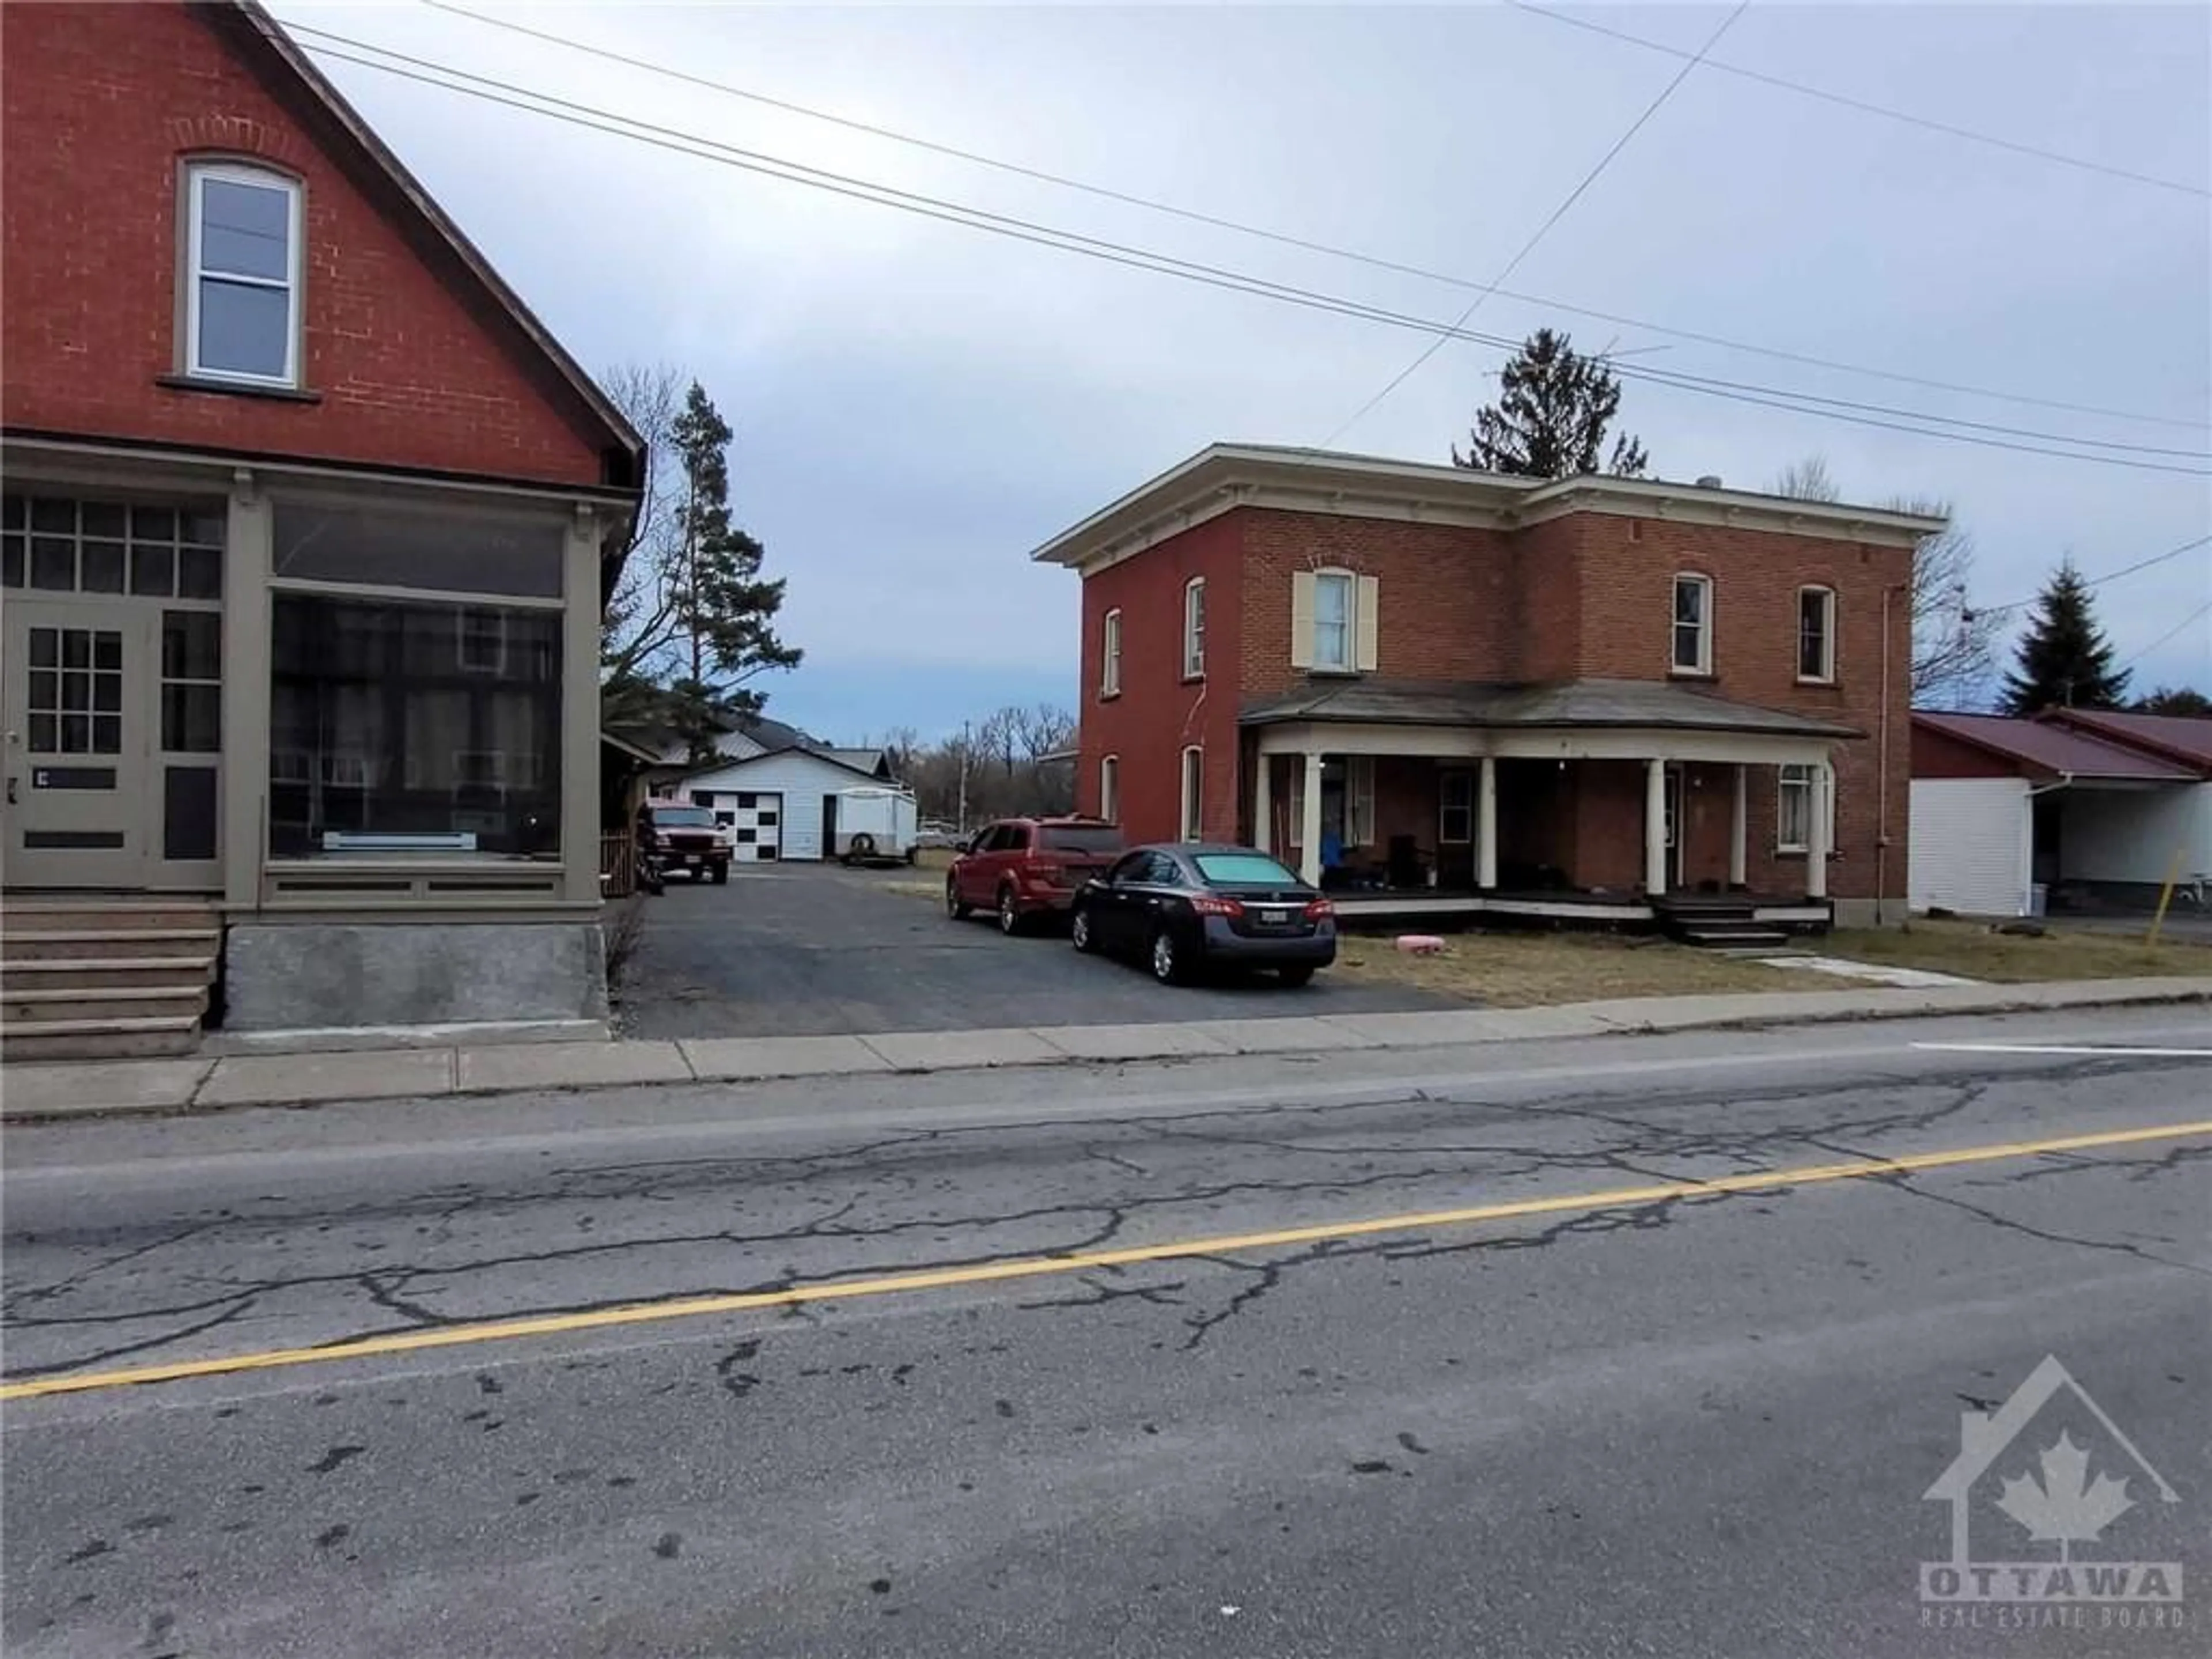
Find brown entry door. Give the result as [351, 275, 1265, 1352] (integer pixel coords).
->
[1, 600, 153, 887]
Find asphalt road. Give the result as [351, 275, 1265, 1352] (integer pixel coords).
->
[618, 862, 1453, 1039]
[3, 1006, 2209, 1657]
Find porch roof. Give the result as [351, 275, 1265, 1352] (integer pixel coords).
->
[1239, 677, 1862, 740]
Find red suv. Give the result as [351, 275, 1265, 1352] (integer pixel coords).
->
[947, 816, 1124, 934]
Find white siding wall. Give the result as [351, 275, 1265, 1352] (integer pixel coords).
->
[2058, 784, 2211, 887]
[676, 751, 872, 862]
[1908, 778, 2031, 916]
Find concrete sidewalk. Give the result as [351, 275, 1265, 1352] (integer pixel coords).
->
[3, 975, 2207, 1122]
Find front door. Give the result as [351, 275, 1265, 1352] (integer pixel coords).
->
[1, 599, 156, 887]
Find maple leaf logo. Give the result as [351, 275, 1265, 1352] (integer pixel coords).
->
[1995, 1431, 2135, 1563]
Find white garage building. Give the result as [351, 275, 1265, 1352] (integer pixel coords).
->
[662, 745, 897, 863]
[1909, 711, 2209, 915]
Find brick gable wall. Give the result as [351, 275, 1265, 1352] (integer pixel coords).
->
[1, 1, 612, 487]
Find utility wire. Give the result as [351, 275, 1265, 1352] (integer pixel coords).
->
[288, 30, 2212, 478]
[1322, 2, 1748, 446]
[1508, 0, 2211, 201]
[2118, 599, 2212, 674]
[1976, 534, 2212, 618]
[404, 0, 2209, 434]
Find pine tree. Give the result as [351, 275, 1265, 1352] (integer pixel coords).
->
[1453, 328, 1649, 480]
[1999, 560, 2131, 714]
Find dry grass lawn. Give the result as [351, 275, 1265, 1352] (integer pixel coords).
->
[1332, 930, 1812, 1007]
[1825, 918, 2212, 983]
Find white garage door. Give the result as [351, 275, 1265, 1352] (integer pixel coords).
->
[1908, 778, 2030, 915]
[720, 790, 782, 862]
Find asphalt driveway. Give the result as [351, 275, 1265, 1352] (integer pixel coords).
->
[616, 863, 1460, 1039]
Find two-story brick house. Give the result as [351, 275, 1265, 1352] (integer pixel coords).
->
[2, 1, 641, 1047]
[1035, 446, 1944, 930]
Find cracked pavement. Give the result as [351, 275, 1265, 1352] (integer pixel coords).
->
[3, 1005, 2208, 1657]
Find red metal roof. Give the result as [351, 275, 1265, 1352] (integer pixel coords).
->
[1911, 712, 2198, 781]
[2040, 709, 2212, 772]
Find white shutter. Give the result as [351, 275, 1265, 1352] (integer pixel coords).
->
[1289, 571, 1316, 669]
[1355, 575, 1380, 672]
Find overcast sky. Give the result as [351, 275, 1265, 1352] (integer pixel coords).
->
[272, 1, 2211, 741]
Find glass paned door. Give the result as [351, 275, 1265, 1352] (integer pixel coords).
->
[3, 601, 154, 887]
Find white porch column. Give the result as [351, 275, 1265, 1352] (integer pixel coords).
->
[1643, 757, 1668, 895]
[1729, 764, 1748, 889]
[1476, 755, 1498, 890]
[1252, 753, 1272, 854]
[1297, 751, 1325, 886]
[1805, 763, 1831, 900]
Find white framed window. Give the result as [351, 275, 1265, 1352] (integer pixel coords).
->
[1797, 586, 1836, 682]
[1179, 745, 1203, 841]
[1313, 570, 1354, 671]
[1183, 577, 1206, 678]
[1439, 770, 1473, 844]
[456, 607, 508, 673]
[1346, 756, 1376, 847]
[1672, 573, 1713, 675]
[184, 161, 302, 386]
[1100, 607, 1122, 698]
[1777, 763, 1835, 853]
[1099, 753, 1120, 823]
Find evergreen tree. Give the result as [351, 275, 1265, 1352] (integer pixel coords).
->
[599, 369, 801, 757]
[1998, 560, 2131, 714]
[1453, 328, 1648, 480]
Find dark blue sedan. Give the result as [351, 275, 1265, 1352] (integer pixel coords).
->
[1069, 843, 1337, 986]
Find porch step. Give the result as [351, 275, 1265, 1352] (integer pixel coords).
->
[0, 1016, 202, 1062]
[1, 903, 220, 934]
[0, 900, 221, 1060]
[1, 956, 218, 993]
[1677, 923, 1791, 950]
[1, 928, 222, 962]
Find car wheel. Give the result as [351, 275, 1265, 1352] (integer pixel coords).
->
[711, 864, 729, 886]
[1070, 905, 1097, 953]
[946, 878, 972, 920]
[1149, 927, 1189, 986]
[998, 885, 1026, 937]
[1276, 965, 1316, 987]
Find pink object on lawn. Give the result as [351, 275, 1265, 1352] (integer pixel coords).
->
[1396, 934, 1446, 956]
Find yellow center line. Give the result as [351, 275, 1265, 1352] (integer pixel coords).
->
[6, 1117, 2208, 1403]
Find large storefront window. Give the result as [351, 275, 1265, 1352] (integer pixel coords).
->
[270, 594, 560, 857]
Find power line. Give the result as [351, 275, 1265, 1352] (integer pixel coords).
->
[1508, 0, 2211, 201]
[1976, 534, 2212, 618]
[404, 0, 2209, 435]
[288, 30, 2211, 478]
[2119, 599, 2212, 674]
[1323, 2, 1748, 446]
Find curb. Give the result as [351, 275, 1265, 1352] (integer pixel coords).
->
[4, 982, 2207, 1124]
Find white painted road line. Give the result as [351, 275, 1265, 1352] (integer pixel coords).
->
[1912, 1042, 2212, 1058]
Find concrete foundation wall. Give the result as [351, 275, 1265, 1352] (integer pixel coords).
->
[222, 921, 607, 1031]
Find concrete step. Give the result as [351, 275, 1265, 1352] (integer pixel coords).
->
[1, 904, 218, 935]
[1, 956, 217, 993]
[0, 1016, 202, 1062]
[3, 987, 209, 1027]
[1680, 925, 1791, 949]
[1, 928, 222, 962]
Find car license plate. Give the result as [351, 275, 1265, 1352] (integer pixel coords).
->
[1260, 907, 1290, 926]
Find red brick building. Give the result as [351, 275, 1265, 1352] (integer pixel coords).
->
[1035, 446, 1945, 929]
[2, 1, 641, 1044]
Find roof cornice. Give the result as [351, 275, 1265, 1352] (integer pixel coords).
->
[1031, 444, 1949, 576]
